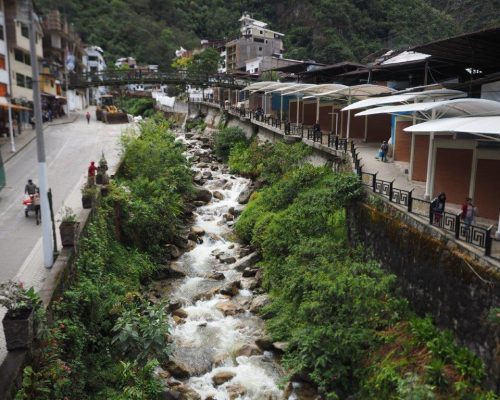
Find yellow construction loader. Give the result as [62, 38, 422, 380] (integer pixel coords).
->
[96, 95, 129, 124]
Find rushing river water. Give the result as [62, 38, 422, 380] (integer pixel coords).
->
[160, 128, 286, 399]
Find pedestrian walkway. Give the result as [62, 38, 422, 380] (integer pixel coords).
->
[354, 140, 496, 228]
[0, 114, 79, 163]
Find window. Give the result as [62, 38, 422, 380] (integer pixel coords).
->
[14, 50, 30, 65]
[16, 73, 25, 87]
[88, 55, 98, 61]
[0, 83, 7, 96]
[258, 47, 262, 51]
[51, 80, 54, 87]
[14, 49, 24, 62]
[0, 55, 5, 70]
[21, 24, 29, 38]
[26, 76, 32, 89]
[0, 25, 4, 41]
[253, 37, 264, 43]
[260, 30, 263, 34]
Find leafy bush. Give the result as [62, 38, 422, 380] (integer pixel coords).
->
[214, 126, 248, 161]
[117, 116, 193, 258]
[118, 97, 156, 117]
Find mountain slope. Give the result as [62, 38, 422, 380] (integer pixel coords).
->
[36, 0, 496, 67]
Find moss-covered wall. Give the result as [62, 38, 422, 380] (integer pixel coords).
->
[347, 196, 500, 389]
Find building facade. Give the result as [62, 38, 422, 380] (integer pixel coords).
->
[226, 13, 284, 72]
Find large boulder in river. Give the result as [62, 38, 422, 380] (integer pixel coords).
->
[234, 252, 261, 272]
[234, 343, 263, 357]
[154, 262, 186, 279]
[191, 226, 205, 236]
[227, 384, 246, 400]
[216, 301, 244, 316]
[237, 185, 254, 204]
[163, 360, 192, 379]
[213, 190, 224, 200]
[212, 371, 235, 386]
[165, 244, 182, 259]
[250, 294, 270, 313]
[193, 187, 212, 203]
[219, 281, 240, 296]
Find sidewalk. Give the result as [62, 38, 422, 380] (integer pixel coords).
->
[0, 114, 79, 163]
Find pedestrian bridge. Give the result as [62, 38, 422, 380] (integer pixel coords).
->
[67, 70, 247, 89]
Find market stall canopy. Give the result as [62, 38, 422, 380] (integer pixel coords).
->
[404, 116, 500, 136]
[245, 81, 276, 91]
[267, 83, 317, 94]
[355, 98, 500, 119]
[285, 83, 348, 96]
[342, 88, 465, 111]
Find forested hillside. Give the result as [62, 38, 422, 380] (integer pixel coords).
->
[36, 0, 500, 67]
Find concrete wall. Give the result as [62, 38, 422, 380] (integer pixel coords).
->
[347, 197, 500, 389]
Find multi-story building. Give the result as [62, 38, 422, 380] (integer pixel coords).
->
[42, 10, 86, 111]
[84, 45, 106, 75]
[3, 0, 43, 130]
[225, 13, 284, 73]
[83, 45, 106, 103]
[0, 0, 12, 136]
[4, 0, 43, 104]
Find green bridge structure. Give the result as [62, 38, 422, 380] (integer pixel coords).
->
[67, 70, 248, 89]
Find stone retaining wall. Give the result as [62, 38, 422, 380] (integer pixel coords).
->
[346, 194, 500, 389]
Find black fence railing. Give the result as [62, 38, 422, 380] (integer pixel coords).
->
[191, 98, 494, 256]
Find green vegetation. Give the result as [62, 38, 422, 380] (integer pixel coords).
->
[36, 0, 498, 66]
[117, 116, 193, 259]
[214, 126, 249, 161]
[117, 97, 156, 117]
[172, 48, 220, 75]
[229, 138, 497, 399]
[16, 116, 190, 399]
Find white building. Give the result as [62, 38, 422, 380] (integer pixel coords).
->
[84, 46, 106, 75]
[83, 46, 107, 103]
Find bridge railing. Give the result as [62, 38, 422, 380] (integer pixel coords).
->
[69, 70, 247, 89]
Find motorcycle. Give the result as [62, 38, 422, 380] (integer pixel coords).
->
[23, 194, 40, 224]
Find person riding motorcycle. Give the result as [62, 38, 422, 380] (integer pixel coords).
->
[24, 179, 37, 195]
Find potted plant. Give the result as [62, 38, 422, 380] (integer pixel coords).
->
[81, 183, 98, 209]
[59, 206, 79, 247]
[96, 153, 109, 185]
[0, 281, 38, 351]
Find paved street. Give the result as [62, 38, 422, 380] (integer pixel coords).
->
[0, 109, 126, 283]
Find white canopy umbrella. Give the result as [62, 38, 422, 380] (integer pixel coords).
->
[342, 88, 465, 112]
[355, 98, 500, 118]
[404, 115, 500, 138]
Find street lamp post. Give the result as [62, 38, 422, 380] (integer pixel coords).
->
[27, 0, 53, 267]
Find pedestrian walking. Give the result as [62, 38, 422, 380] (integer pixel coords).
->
[86, 111, 91, 124]
[313, 120, 321, 140]
[461, 197, 478, 228]
[430, 192, 446, 225]
[379, 140, 389, 162]
[33, 189, 41, 225]
[88, 161, 97, 185]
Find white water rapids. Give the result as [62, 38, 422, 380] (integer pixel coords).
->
[163, 129, 285, 399]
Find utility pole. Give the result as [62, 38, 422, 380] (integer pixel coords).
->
[28, 0, 53, 267]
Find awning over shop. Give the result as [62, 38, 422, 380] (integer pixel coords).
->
[404, 116, 500, 135]
[342, 88, 465, 111]
[355, 98, 500, 118]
